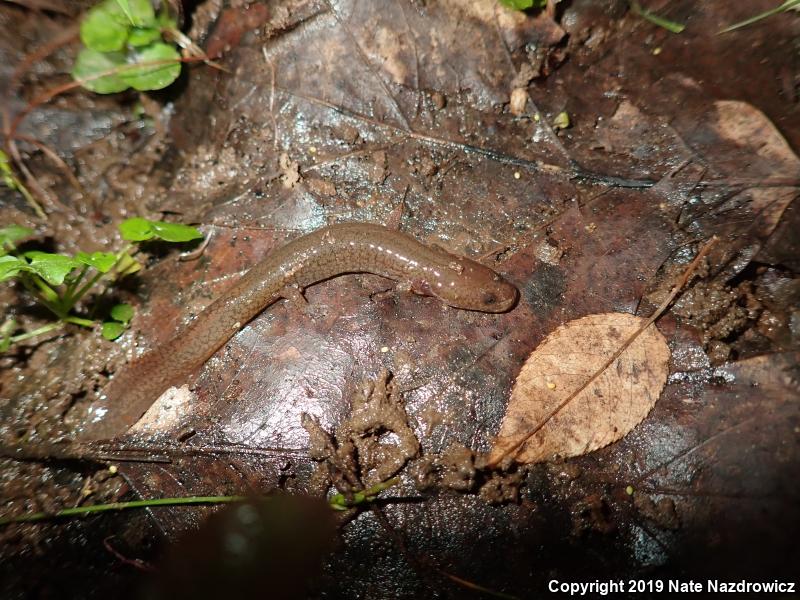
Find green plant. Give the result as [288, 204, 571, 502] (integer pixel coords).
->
[72, 0, 182, 93]
[719, 0, 800, 33]
[0, 218, 202, 349]
[630, 1, 685, 33]
[0, 150, 45, 219]
[329, 478, 401, 511]
[101, 302, 134, 341]
[0, 479, 403, 525]
[498, 0, 547, 10]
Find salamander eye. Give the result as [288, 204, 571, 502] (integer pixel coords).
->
[482, 292, 497, 306]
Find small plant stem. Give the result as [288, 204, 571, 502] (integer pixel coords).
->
[329, 477, 401, 510]
[62, 315, 95, 328]
[66, 244, 134, 312]
[9, 322, 66, 344]
[85, 244, 138, 319]
[17, 274, 92, 328]
[19, 276, 65, 319]
[62, 264, 89, 306]
[719, 0, 800, 33]
[66, 269, 104, 311]
[3, 167, 46, 219]
[29, 274, 60, 305]
[630, 1, 685, 33]
[114, 243, 134, 266]
[0, 495, 247, 525]
[16, 180, 47, 220]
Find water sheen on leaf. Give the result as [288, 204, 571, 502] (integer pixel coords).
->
[149, 221, 203, 242]
[119, 217, 155, 241]
[0, 255, 26, 281]
[119, 217, 202, 243]
[119, 43, 181, 91]
[75, 251, 118, 273]
[24, 252, 80, 286]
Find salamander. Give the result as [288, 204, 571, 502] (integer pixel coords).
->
[81, 222, 518, 439]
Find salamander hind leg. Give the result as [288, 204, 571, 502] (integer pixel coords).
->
[280, 283, 308, 306]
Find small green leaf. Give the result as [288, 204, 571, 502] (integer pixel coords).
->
[498, 0, 546, 10]
[119, 217, 155, 241]
[72, 48, 129, 94]
[0, 255, 28, 281]
[110, 303, 134, 323]
[119, 42, 181, 91]
[127, 26, 161, 47]
[24, 252, 80, 286]
[102, 321, 126, 340]
[80, 4, 129, 52]
[552, 111, 571, 130]
[112, 0, 156, 27]
[149, 221, 203, 242]
[157, 10, 178, 29]
[75, 251, 118, 273]
[111, 0, 134, 22]
[119, 217, 202, 243]
[630, 1, 685, 34]
[0, 225, 34, 247]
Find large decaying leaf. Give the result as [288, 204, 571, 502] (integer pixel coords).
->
[490, 313, 670, 464]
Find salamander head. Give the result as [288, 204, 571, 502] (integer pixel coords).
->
[413, 255, 518, 313]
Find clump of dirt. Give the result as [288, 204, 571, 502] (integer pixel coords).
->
[570, 492, 616, 536]
[412, 442, 477, 492]
[302, 369, 420, 498]
[412, 443, 531, 503]
[672, 264, 799, 364]
[304, 370, 532, 505]
[633, 492, 680, 530]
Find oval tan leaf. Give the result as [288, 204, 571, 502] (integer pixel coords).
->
[490, 312, 670, 464]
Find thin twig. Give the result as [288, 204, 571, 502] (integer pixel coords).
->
[11, 134, 86, 196]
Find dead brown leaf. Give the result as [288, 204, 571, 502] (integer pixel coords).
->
[490, 313, 670, 464]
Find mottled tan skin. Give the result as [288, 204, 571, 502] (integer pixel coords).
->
[81, 223, 518, 439]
